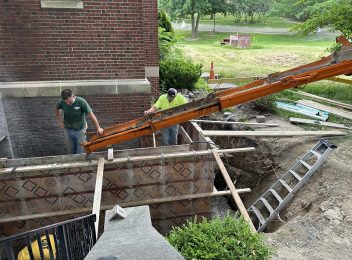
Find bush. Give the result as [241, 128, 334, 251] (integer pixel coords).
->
[160, 54, 202, 91]
[167, 214, 273, 260]
[158, 11, 174, 34]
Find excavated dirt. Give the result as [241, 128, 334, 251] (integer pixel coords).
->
[205, 107, 352, 259]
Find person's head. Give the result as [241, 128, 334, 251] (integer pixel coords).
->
[167, 88, 177, 102]
[61, 89, 75, 106]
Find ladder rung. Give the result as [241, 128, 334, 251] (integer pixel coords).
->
[279, 180, 293, 192]
[289, 170, 302, 181]
[261, 198, 274, 214]
[250, 206, 266, 225]
[299, 160, 312, 170]
[311, 150, 321, 158]
[270, 189, 283, 203]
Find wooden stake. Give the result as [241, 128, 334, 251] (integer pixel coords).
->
[211, 149, 256, 232]
[92, 158, 104, 238]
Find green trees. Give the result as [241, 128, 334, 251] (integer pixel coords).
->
[160, 0, 212, 38]
[158, 10, 203, 91]
[292, 0, 352, 40]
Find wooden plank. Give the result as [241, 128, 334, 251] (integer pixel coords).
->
[297, 100, 352, 121]
[0, 148, 255, 177]
[327, 77, 352, 85]
[291, 90, 352, 111]
[211, 149, 256, 232]
[208, 76, 262, 84]
[179, 126, 193, 144]
[202, 130, 346, 137]
[191, 119, 279, 127]
[0, 189, 251, 223]
[92, 158, 104, 238]
[289, 117, 352, 130]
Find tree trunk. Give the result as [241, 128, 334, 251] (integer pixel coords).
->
[195, 13, 201, 38]
[210, 13, 214, 20]
[191, 13, 196, 39]
[213, 13, 216, 32]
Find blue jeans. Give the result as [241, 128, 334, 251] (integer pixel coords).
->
[65, 128, 87, 154]
[161, 125, 178, 146]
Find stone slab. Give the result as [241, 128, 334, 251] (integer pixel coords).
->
[85, 206, 184, 260]
[0, 79, 151, 98]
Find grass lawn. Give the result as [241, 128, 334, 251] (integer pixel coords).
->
[175, 30, 334, 77]
[174, 29, 352, 125]
[179, 15, 297, 29]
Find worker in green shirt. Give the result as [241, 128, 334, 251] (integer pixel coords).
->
[55, 89, 104, 154]
[144, 88, 187, 146]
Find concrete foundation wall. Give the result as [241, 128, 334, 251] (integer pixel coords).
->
[0, 144, 214, 236]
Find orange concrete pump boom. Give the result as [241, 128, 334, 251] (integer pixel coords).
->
[84, 37, 352, 153]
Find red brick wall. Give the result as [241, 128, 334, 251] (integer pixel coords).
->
[0, 0, 159, 83]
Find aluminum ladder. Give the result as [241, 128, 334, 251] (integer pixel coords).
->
[247, 139, 336, 232]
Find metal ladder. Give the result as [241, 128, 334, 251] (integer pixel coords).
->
[247, 139, 336, 232]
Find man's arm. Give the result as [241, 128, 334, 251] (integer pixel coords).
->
[88, 112, 104, 135]
[144, 105, 157, 115]
[55, 107, 65, 129]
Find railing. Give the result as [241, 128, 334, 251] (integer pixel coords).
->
[0, 214, 96, 260]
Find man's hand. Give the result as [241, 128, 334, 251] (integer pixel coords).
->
[97, 127, 104, 135]
[58, 121, 65, 129]
[144, 110, 151, 115]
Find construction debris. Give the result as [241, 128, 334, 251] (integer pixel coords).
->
[256, 115, 266, 123]
[275, 101, 329, 121]
[289, 117, 352, 130]
[290, 90, 352, 111]
[297, 100, 352, 121]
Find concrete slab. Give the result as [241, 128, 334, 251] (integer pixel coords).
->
[85, 206, 184, 260]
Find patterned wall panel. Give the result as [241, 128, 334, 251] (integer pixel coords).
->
[0, 149, 215, 236]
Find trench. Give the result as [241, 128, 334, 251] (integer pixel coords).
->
[200, 120, 315, 233]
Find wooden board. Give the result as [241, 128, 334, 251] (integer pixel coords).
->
[191, 120, 279, 127]
[92, 157, 105, 237]
[0, 189, 251, 223]
[212, 149, 256, 232]
[291, 90, 352, 111]
[327, 77, 352, 85]
[289, 117, 352, 130]
[202, 130, 346, 137]
[297, 100, 352, 121]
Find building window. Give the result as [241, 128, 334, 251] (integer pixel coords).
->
[41, 0, 83, 9]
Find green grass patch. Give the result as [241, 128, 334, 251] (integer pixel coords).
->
[175, 30, 334, 77]
[167, 214, 273, 260]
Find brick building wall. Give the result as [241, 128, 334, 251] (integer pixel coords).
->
[0, 0, 159, 158]
[0, 0, 158, 82]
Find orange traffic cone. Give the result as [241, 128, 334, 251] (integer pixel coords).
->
[209, 61, 215, 80]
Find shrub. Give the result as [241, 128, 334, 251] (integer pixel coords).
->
[167, 214, 273, 260]
[158, 11, 174, 34]
[160, 54, 202, 91]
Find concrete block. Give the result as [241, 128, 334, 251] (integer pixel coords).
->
[256, 115, 266, 123]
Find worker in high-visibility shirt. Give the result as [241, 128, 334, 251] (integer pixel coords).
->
[144, 88, 188, 146]
[18, 234, 56, 260]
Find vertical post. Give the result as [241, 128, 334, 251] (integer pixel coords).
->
[152, 132, 156, 147]
[92, 158, 105, 239]
[211, 149, 256, 232]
